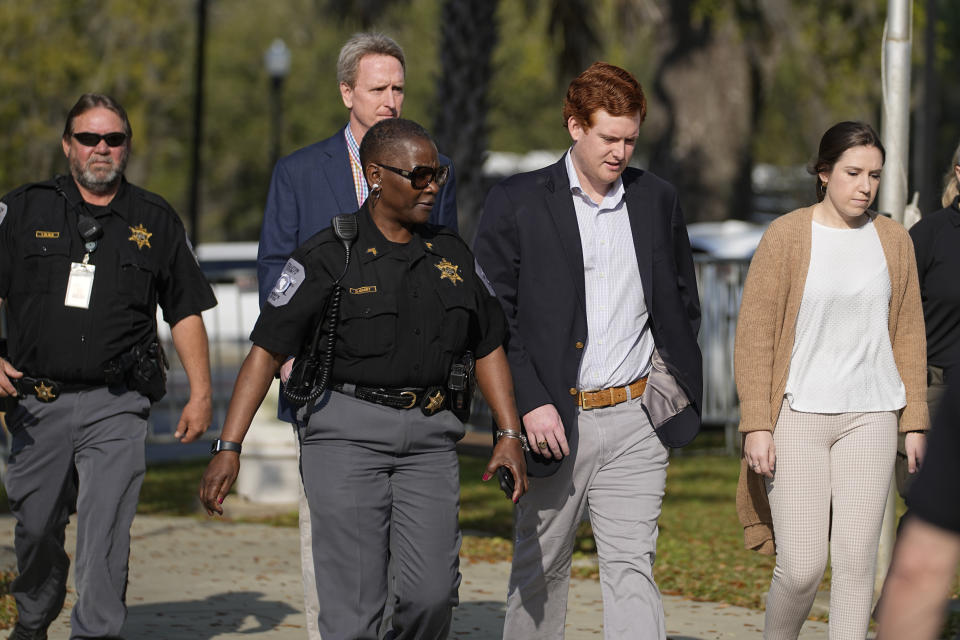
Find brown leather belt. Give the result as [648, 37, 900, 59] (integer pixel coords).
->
[577, 376, 648, 410]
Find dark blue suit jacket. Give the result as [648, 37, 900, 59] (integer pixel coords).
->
[257, 128, 458, 422]
[473, 156, 703, 477]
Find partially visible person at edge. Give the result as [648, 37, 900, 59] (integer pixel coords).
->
[734, 121, 928, 640]
[255, 33, 458, 637]
[895, 139, 960, 505]
[876, 377, 960, 640]
[0, 93, 217, 640]
[474, 62, 703, 640]
[200, 118, 526, 640]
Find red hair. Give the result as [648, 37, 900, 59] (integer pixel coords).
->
[562, 62, 646, 129]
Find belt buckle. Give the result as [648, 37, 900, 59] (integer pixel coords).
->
[578, 390, 592, 411]
[400, 391, 418, 409]
[34, 378, 59, 402]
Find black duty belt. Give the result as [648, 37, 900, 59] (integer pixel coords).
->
[14, 377, 102, 403]
[333, 383, 449, 416]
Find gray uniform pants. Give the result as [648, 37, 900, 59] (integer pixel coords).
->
[298, 390, 464, 640]
[4, 387, 149, 639]
[504, 397, 669, 640]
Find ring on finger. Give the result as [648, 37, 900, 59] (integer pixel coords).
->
[537, 440, 549, 449]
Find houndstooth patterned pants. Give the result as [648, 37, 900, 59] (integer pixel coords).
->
[764, 399, 897, 640]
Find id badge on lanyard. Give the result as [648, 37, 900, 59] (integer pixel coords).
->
[65, 254, 95, 309]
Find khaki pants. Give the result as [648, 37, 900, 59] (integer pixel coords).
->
[504, 397, 669, 640]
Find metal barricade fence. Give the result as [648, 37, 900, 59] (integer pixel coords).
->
[693, 257, 749, 451]
[149, 261, 261, 443]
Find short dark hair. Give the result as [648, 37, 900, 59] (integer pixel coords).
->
[562, 62, 646, 130]
[359, 118, 434, 169]
[809, 121, 884, 201]
[62, 93, 132, 142]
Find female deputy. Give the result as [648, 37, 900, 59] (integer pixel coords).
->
[199, 118, 528, 640]
[734, 121, 928, 639]
[908, 138, 960, 416]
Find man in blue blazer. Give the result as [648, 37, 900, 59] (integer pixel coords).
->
[257, 31, 457, 314]
[254, 32, 457, 639]
[474, 63, 702, 640]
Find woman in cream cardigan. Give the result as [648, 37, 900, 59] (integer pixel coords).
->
[734, 121, 928, 640]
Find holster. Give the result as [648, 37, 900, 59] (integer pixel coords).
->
[447, 351, 475, 423]
[104, 340, 168, 403]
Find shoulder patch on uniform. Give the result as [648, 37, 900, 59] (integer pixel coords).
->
[184, 230, 200, 264]
[0, 202, 7, 227]
[268, 258, 306, 307]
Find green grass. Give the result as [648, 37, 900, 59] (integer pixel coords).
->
[655, 455, 783, 607]
[136, 459, 211, 515]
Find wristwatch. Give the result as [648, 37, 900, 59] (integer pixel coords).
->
[210, 439, 242, 455]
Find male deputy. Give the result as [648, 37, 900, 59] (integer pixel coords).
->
[473, 63, 703, 639]
[255, 32, 457, 637]
[0, 93, 217, 640]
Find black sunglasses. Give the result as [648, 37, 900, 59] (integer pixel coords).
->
[376, 163, 449, 190]
[72, 132, 127, 147]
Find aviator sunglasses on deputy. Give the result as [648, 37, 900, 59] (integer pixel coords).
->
[72, 131, 127, 147]
[375, 163, 449, 190]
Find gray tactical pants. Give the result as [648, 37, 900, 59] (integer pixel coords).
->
[4, 387, 149, 639]
[298, 390, 464, 640]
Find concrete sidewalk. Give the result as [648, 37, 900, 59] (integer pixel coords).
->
[0, 513, 834, 639]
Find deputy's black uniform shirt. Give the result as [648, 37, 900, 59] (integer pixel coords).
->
[0, 176, 217, 384]
[910, 196, 960, 373]
[252, 206, 506, 388]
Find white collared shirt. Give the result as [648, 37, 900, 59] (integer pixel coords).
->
[565, 150, 654, 390]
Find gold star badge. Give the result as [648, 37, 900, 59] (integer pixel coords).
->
[128, 223, 152, 249]
[34, 381, 56, 402]
[366, 247, 378, 256]
[425, 389, 445, 414]
[434, 258, 463, 286]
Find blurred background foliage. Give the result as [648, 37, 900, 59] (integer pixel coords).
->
[1, 0, 958, 241]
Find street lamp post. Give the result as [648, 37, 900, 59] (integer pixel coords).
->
[264, 38, 291, 170]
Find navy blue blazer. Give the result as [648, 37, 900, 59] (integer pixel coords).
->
[473, 156, 703, 477]
[257, 128, 458, 422]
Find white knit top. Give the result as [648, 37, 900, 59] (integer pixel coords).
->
[784, 219, 906, 413]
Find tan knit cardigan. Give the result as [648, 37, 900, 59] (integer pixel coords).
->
[734, 206, 929, 555]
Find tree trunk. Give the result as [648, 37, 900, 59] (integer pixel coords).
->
[433, 0, 499, 242]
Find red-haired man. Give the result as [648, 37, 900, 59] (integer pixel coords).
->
[474, 62, 703, 639]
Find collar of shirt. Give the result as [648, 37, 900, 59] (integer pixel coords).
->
[563, 148, 626, 211]
[355, 205, 427, 265]
[344, 125, 370, 207]
[59, 174, 131, 222]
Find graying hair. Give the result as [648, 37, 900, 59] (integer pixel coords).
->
[336, 32, 405, 88]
